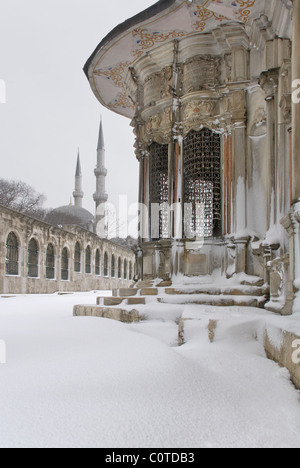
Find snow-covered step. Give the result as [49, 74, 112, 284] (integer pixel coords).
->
[97, 296, 146, 306]
[73, 305, 144, 323]
[159, 294, 267, 309]
[165, 285, 269, 297]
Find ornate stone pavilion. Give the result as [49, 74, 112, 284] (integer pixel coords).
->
[84, 0, 300, 314]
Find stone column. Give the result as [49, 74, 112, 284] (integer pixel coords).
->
[144, 154, 150, 241]
[138, 156, 144, 244]
[172, 140, 183, 240]
[292, 0, 300, 204]
[281, 211, 300, 314]
[235, 236, 251, 274]
[260, 69, 279, 229]
[138, 154, 149, 243]
[170, 39, 181, 241]
[232, 125, 247, 233]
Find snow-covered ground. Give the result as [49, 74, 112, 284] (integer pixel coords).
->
[0, 292, 300, 448]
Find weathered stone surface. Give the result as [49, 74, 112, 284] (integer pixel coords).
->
[160, 295, 266, 308]
[127, 297, 146, 305]
[73, 305, 143, 323]
[265, 328, 300, 390]
[165, 286, 267, 297]
[178, 318, 218, 346]
[97, 297, 124, 306]
[0, 205, 136, 295]
[157, 280, 172, 288]
[113, 289, 138, 297]
[208, 320, 218, 343]
[140, 288, 158, 296]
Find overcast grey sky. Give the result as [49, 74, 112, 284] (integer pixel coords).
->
[0, 0, 154, 215]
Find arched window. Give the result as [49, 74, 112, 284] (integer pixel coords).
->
[6, 232, 19, 276]
[183, 129, 221, 238]
[124, 259, 127, 280]
[28, 238, 39, 278]
[118, 257, 122, 279]
[104, 252, 109, 277]
[95, 249, 100, 276]
[85, 246, 91, 274]
[111, 255, 115, 278]
[61, 248, 69, 281]
[74, 242, 81, 273]
[129, 261, 133, 281]
[46, 244, 55, 280]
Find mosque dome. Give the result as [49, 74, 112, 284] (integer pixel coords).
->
[46, 205, 95, 230]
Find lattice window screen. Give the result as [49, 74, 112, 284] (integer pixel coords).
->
[184, 129, 221, 238]
[149, 142, 169, 240]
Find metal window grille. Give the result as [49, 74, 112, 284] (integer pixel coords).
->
[118, 257, 122, 279]
[74, 242, 81, 273]
[104, 252, 109, 277]
[149, 142, 169, 240]
[111, 255, 115, 278]
[124, 259, 127, 280]
[61, 248, 69, 281]
[95, 250, 100, 276]
[46, 244, 55, 279]
[28, 239, 39, 278]
[183, 129, 221, 238]
[85, 246, 91, 274]
[6, 232, 19, 276]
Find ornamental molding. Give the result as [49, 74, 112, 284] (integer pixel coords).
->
[260, 68, 280, 99]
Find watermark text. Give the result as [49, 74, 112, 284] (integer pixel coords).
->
[292, 339, 300, 365]
[0, 79, 6, 104]
[292, 79, 300, 104]
[0, 340, 6, 364]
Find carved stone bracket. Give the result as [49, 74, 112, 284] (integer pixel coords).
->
[280, 94, 292, 123]
[260, 68, 280, 100]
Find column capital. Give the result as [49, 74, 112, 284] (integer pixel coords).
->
[281, 202, 300, 237]
[260, 68, 280, 100]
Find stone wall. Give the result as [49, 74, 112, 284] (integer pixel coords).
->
[265, 327, 300, 390]
[0, 206, 136, 294]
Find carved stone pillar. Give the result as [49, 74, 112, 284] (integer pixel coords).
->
[292, 0, 300, 203]
[281, 204, 300, 314]
[173, 140, 183, 239]
[232, 125, 247, 233]
[137, 153, 150, 243]
[260, 69, 279, 229]
[170, 40, 182, 241]
[235, 236, 251, 274]
[231, 90, 247, 234]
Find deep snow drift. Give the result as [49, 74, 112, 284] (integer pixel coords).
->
[0, 292, 299, 448]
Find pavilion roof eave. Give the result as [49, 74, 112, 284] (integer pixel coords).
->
[83, 0, 176, 79]
[83, 0, 292, 119]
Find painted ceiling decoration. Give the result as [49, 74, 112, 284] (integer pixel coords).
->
[85, 0, 290, 118]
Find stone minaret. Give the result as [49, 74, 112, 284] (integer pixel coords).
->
[94, 118, 108, 237]
[73, 150, 84, 208]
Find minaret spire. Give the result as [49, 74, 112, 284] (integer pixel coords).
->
[73, 149, 84, 208]
[94, 117, 108, 237]
[97, 116, 105, 151]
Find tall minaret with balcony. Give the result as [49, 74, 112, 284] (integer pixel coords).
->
[94, 117, 108, 237]
[73, 150, 84, 208]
